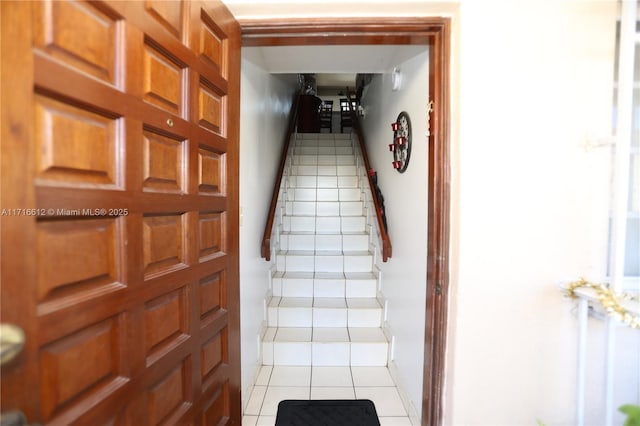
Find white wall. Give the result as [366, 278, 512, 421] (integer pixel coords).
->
[359, 50, 430, 421]
[449, 1, 620, 425]
[239, 49, 297, 409]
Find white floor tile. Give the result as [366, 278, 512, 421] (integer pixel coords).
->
[256, 416, 277, 425]
[242, 415, 258, 425]
[379, 417, 413, 425]
[349, 327, 386, 342]
[351, 367, 395, 387]
[311, 366, 353, 387]
[261, 387, 310, 416]
[313, 327, 349, 342]
[256, 366, 272, 386]
[355, 387, 407, 417]
[310, 387, 355, 399]
[262, 344, 274, 365]
[244, 385, 267, 415]
[269, 366, 311, 387]
[314, 297, 347, 308]
[275, 327, 312, 341]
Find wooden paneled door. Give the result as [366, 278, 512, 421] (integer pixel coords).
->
[1, 0, 241, 424]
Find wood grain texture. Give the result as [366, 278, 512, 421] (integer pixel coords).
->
[1, 1, 242, 423]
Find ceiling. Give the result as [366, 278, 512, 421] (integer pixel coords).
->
[314, 73, 358, 89]
[243, 45, 427, 75]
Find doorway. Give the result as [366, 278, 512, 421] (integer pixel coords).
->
[237, 18, 451, 426]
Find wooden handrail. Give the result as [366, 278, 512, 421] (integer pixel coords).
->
[346, 89, 392, 261]
[261, 92, 301, 260]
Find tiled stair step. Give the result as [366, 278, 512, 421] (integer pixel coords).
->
[272, 271, 378, 298]
[262, 327, 388, 366]
[289, 164, 358, 176]
[264, 133, 388, 368]
[282, 216, 366, 233]
[287, 188, 362, 202]
[276, 250, 373, 273]
[280, 232, 369, 251]
[268, 297, 382, 328]
[295, 136, 352, 145]
[292, 146, 354, 155]
[287, 175, 359, 189]
[291, 154, 356, 166]
[284, 201, 364, 217]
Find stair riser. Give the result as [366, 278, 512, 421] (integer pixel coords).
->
[285, 201, 364, 217]
[292, 147, 354, 155]
[267, 307, 382, 328]
[288, 176, 359, 189]
[272, 277, 377, 298]
[282, 217, 366, 233]
[280, 234, 369, 251]
[262, 342, 389, 367]
[275, 254, 373, 273]
[289, 165, 358, 176]
[287, 188, 362, 202]
[291, 155, 355, 166]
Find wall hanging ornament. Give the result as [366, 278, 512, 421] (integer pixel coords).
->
[389, 111, 412, 173]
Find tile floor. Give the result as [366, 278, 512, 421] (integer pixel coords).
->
[242, 365, 412, 425]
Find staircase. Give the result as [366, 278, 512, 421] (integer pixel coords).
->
[262, 132, 388, 367]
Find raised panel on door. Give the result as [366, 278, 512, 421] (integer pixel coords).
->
[0, 0, 241, 424]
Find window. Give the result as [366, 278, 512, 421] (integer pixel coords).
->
[609, 5, 640, 285]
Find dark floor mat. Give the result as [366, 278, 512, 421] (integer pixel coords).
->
[275, 399, 380, 426]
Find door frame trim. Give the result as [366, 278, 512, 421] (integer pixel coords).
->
[237, 17, 451, 426]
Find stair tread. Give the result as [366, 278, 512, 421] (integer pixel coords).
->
[277, 249, 372, 256]
[279, 230, 368, 236]
[270, 297, 381, 309]
[265, 326, 388, 343]
[273, 271, 377, 280]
